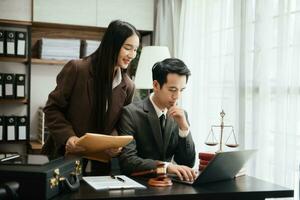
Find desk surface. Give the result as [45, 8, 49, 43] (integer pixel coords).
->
[54, 176, 293, 200]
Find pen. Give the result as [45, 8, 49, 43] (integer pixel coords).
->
[111, 175, 126, 183]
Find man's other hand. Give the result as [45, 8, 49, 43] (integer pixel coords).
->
[167, 163, 197, 182]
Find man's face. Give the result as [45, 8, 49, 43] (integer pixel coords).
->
[153, 73, 187, 109]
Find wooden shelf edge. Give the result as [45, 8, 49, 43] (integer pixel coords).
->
[31, 58, 68, 65]
[30, 140, 43, 150]
[32, 21, 152, 35]
[0, 56, 28, 63]
[0, 140, 27, 144]
[0, 19, 32, 26]
[0, 98, 28, 104]
[32, 21, 106, 32]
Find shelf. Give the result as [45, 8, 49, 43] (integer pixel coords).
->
[0, 140, 27, 144]
[0, 98, 28, 104]
[0, 56, 28, 63]
[30, 140, 43, 150]
[31, 58, 68, 65]
[0, 19, 32, 26]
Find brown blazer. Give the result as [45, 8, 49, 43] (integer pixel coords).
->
[42, 57, 135, 158]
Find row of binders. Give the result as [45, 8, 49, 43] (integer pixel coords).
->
[0, 73, 25, 99]
[39, 38, 100, 60]
[0, 116, 28, 142]
[0, 30, 26, 57]
[37, 107, 49, 145]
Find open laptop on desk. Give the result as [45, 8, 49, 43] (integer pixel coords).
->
[171, 149, 257, 185]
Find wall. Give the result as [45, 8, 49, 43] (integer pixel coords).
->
[0, 0, 31, 22]
[30, 64, 63, 139]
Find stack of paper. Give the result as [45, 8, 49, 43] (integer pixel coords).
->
[83, 175, 146, 190]
[37, 107, 49, 145]
[39, 38, 80, 60]
[81, 40, 101, 57]
[76, 133, 133, 162]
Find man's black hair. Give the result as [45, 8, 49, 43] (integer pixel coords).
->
[152, 58, 191, 87]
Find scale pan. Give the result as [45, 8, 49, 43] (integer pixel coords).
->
[226, 144, 239, 148]
[205, 142, 218, 146]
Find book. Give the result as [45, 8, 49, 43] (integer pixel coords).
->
[198, 152, 215, 161]
[198, 152, 215, 172]
[199, 164, 207, 171]
[200, 159, 209, 165]
[76, 133, 133, 162]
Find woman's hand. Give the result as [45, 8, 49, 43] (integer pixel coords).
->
[65, 136, 85, 155]
[104, 147, 122, 157]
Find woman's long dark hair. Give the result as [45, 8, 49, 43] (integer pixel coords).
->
[91, 20, 140, 131]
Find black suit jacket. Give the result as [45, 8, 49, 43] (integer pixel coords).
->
[118, 97, 195, 175]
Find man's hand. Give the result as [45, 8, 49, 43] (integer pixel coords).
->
[104, 147, 122, 157]
[167, 163, 197, 182]
[167, 106, 189, 131]
[65, 136, 85, 154]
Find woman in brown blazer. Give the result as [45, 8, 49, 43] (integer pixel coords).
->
[42, 20, 140, 175]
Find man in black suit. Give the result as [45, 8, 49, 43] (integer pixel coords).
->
[118, 58, 196, 181]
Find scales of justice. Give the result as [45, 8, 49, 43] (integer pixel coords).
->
[205, 110, 239, 152]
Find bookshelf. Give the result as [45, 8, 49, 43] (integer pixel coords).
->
[0, 19, 31, 154]
[1, 18, 153, 153]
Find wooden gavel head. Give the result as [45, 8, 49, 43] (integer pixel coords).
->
[156, 163, 167, 176]
[148, 162, 172, 187]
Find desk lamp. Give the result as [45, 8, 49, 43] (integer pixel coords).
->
[134, 46, 171, 91]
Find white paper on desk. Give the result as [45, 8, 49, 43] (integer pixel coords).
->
[83, 175, 146, 190]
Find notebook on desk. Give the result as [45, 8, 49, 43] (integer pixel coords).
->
[171, 149, 257, 185]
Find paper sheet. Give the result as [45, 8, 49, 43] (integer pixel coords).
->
[76, 133, 133, 162]
[83, 175, 146, 190]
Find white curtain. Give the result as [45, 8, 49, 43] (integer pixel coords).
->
[155, 0, 300, 199]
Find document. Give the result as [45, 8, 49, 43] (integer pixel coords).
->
[16, 32, 26, 57]
[15, 74, 25, 98]
[6, 31, 15, 56]
[17, 116, 27, 140]
[0, 30, 4, 55]
[83, 175, 146, 190]
[0, 153, 20, 162]
[6, 116, 16, 141]
[76, 133, 133, 162]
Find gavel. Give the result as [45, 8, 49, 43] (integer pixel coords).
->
[131, 163, 173, 187]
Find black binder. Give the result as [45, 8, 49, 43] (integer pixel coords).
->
[0, 30, 4, 55]
[0, 73, 3, 99]
[3, 73, 15, 99]
[0, 116, 4, 141]
[5, 31, 15, 56]
[15, 31, 26, 57]
[15, 74, 25, 99]
[5, 116, 16, 141]
[16, 116, 27, 141]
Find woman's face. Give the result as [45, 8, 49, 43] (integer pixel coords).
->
[116, 34, 139, 69]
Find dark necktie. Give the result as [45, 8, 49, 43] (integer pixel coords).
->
[159, 114, 166, 136]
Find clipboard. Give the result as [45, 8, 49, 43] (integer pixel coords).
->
[76, 133, 133, 162]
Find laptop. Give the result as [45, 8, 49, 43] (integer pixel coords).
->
[171, 149, 257, 185]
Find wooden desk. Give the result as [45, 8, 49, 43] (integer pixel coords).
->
[54, 176, 293, 200]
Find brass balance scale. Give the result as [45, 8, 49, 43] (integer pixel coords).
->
[205, 110, 239, 152]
